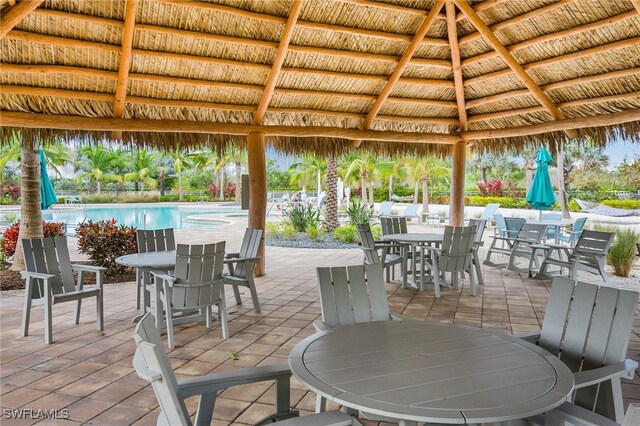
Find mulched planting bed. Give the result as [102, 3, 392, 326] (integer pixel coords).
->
[267, 234, 360, 250]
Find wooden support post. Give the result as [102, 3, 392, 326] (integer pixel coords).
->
[450, 141, 466, 226]
[248, 132, 267, 276]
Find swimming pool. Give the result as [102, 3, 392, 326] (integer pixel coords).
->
[41, 205, 233, 230]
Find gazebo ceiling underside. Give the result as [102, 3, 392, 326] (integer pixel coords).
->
[0, 0, 639, 156]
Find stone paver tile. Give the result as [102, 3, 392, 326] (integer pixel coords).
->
[211, 397, 252, 422]
[58, 378, 111, 398]
[1, 387, 50, 408]
[29, 372, 80, 392]
[64, 397, 114, 423]
[219, 382, 270, 402]
[32, 358, 79, 373]
[60, 361, 108, 378]
[87, 382, 143, 404]
[22, 392, 80, 411]
[87, 403, 148, 426]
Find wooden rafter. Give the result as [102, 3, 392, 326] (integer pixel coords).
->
[113, 0, 137, 122]
[0, 111, 462, 144]
[445, 2, 467, 131]
[632, 0, 640, 15]
[462, 9, 637, 68]
[253, 0, 302, 125]
[0, 84, 460, 126]
[454, 0, 579, 139]
[0, 0, 43, 38]
[348, 0, 508, 22]
[464, 37, 640, 87]
[361, 1, 444, 134]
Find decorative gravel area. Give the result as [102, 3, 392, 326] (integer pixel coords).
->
[266, 234, 360, 249]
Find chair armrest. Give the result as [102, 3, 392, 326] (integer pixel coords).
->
[575, 247, 605, 256]
[490, 235, 513, 242]
[547, 402, 618, 426]
[373, 242, 400, 249]
[573, 359, 638, 389]
[224, 256, 260, 264]
[313, 319, 332, 332]
[20, 270, 55, 280]
[390, 313, 415, 322]
[420, 246, 442, 255]
[72, 264, 107, 273]
[178, 363, 292, 398]
[514, 332, 540, 344]
[151, 272, 176, 283]
[225, 252, 240, 259]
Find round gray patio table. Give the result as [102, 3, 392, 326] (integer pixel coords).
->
[289, 321, 574, 425]
[527, 219, 574, 244]
[116, 250, 177, 328]
[383, 233, 444, 289]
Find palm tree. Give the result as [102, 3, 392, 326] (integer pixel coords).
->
[226, 146, 247, 203]
[1, 137, 73, 182]
[78, 145, 120, 194]
[408, 157, 450, 213]
[345, 154, 377, 205]
[376, 157, 408, 200]
[171, 148, 194, 202]
[324, 154, 339, 231]
[125, 149, 157, 195]
[289, 155, 326, 197]
[520, 146, 539, 194]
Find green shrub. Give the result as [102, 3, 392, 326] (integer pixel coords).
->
[159, 195, 180, 202]
[346, 201, 375, 225]
[333, 225, 357, 243]
[76, 219, 137, 275]
[1, 213, 18, 224]
[184, 194, 211, 202]
[306, 225, 323, 241]
[283, 204, 321, 232]
[281, 224, 298, 240]
[607, 229, 640, 277]
[465, 196, 527, 209]
[371, 225, 382, 241]
[265, 221, 281, 237]
[601, 199, 640, 210]
[116, 194, 159, 203]
[82, 194, 116, 203]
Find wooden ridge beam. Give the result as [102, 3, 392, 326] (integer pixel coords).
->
[362, 1, 445, 130]
[0, 0, 44, 38]
[467, 91, 640, 123]
[0, 64, 456, 107]
[458, 0, 572, 46]
[466, 67, 640, 110]
[462, 109, 640, 141]
[445, 2, 467, 131]
[462, 10, 637, 68]
[0, 84, 458, 125]
[455, 0, 578, 139]
[464, 37, 640, 87]
[113, 0, 137, 128]
[0, 111, 463, 144]
[253, 0, 302, 125]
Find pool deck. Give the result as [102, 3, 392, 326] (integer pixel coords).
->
[1, 214, 640, 425]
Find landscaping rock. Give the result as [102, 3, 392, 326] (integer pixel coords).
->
[266, 234, 359, 250]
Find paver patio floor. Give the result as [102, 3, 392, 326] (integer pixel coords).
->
[1, 220, 639, 425]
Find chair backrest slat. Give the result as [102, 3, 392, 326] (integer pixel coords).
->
[539, 277, 575, 356]
[22, 237, 76, 296]
[494, 213, 507, 233]
[572, 218, 587, 234]
[559, 283, 599, 371]
[438, 226, 475, 273]
[137, 228, 175, 253]
[517, 223, 547, 242]
[235, 228, 263, 278]
[316, 263, 389, 328]
[582, 286, 621, 369]
[468, 219, 487, 243]
[575, 230, 614, 253]
[380, 217, 407, 235]
[505, 217, 525, 236]
[602, 288, 638, 365]
[480, 203, 500, 220]
[356, 224, 382, 264]
[53, 237, 75, 293]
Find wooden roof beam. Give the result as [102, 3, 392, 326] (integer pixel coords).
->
[253, 0, 302, 125]
[0, 84, 459, 126]
[454, 0, 578, 139]
[354, 1, 444, 147]
[348, 0, 508, 21]
[466, 67, 640, 110]
[112, 0, 138, 140]
[462, 109, 640, 141]
[0, 111, 463, 144]
[632, 0, 640, 15]
[445, 2, 467, 132]
[0, 0, 44, 39]
[462, 9, 637, 68]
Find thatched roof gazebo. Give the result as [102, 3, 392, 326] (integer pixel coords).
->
[1, 0, 640, 270]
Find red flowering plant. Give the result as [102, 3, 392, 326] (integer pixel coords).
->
[477, 179, 504, 197]
[76, 219, 137, 274]
[0, 182, 20, 204]
[0, 221, 65, 257]
[208, 182, 237, 200]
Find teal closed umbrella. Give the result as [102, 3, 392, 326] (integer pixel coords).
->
[40, 149, 58, 210]
[526, 147, 556, 210]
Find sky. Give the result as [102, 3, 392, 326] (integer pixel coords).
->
[602, 139, 640, 168]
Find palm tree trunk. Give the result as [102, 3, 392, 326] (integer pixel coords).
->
[368, 181, 374, 206]
[178, 173, 184, 201]
[317, 170, 322, 199]
[235, 162, 241, 203]
[422, 178, 429, 213]
[219, 168, 225, 201]
[413, 182, 419, 204]
[360, 175, 367, 205]
[325, 155, 339, 231]
[557, 140, 571, 219]
[388, 176, 393, 200]
[11, 138, 43, 271]
[97, 180, 101, 194]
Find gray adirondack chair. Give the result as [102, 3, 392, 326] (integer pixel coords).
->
[420, 226, 476, 297]
[224, 228, 262, 312]
[136, 228, 176, 309]
[380, 216, 407, 235]
[505, 223, 548, 274]
[152, 242, 227, 349]
[485, 217, 525, 265]
[538, 230, 615, 283]
[468, 218, 486, 285]
[542, 401, 640, 426]
[356, 223, 404, 282]
[376, 201, 394, 218]
[21, 236, 105, 344]
[519, 277, 639, 423]
[133, 313, 362, 426]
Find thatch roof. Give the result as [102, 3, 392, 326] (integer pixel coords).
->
[1, 0, 639, 155]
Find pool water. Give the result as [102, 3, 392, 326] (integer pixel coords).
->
[41, 205, 232, 230]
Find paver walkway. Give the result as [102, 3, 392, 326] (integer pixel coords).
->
[1, 220, 639, 425]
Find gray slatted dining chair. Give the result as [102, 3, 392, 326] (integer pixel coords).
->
[506, 223, 548, 274]
[484, 217, 526, 266]
[538, 230, 615, 283]
[152, 242, 227, 349]
[21, 236, 105, 344]
[224, 228, 262, 312]
[133, 313, 363, 426]
[136, 228, 175, 309]
[420, 226, 476, 297]
[380, 216, 407, 235]
[557, 217, 587, 247]
[356, 223, 404, 282]
[519, 277, 639, 423]
[467, 218, 486, 285]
